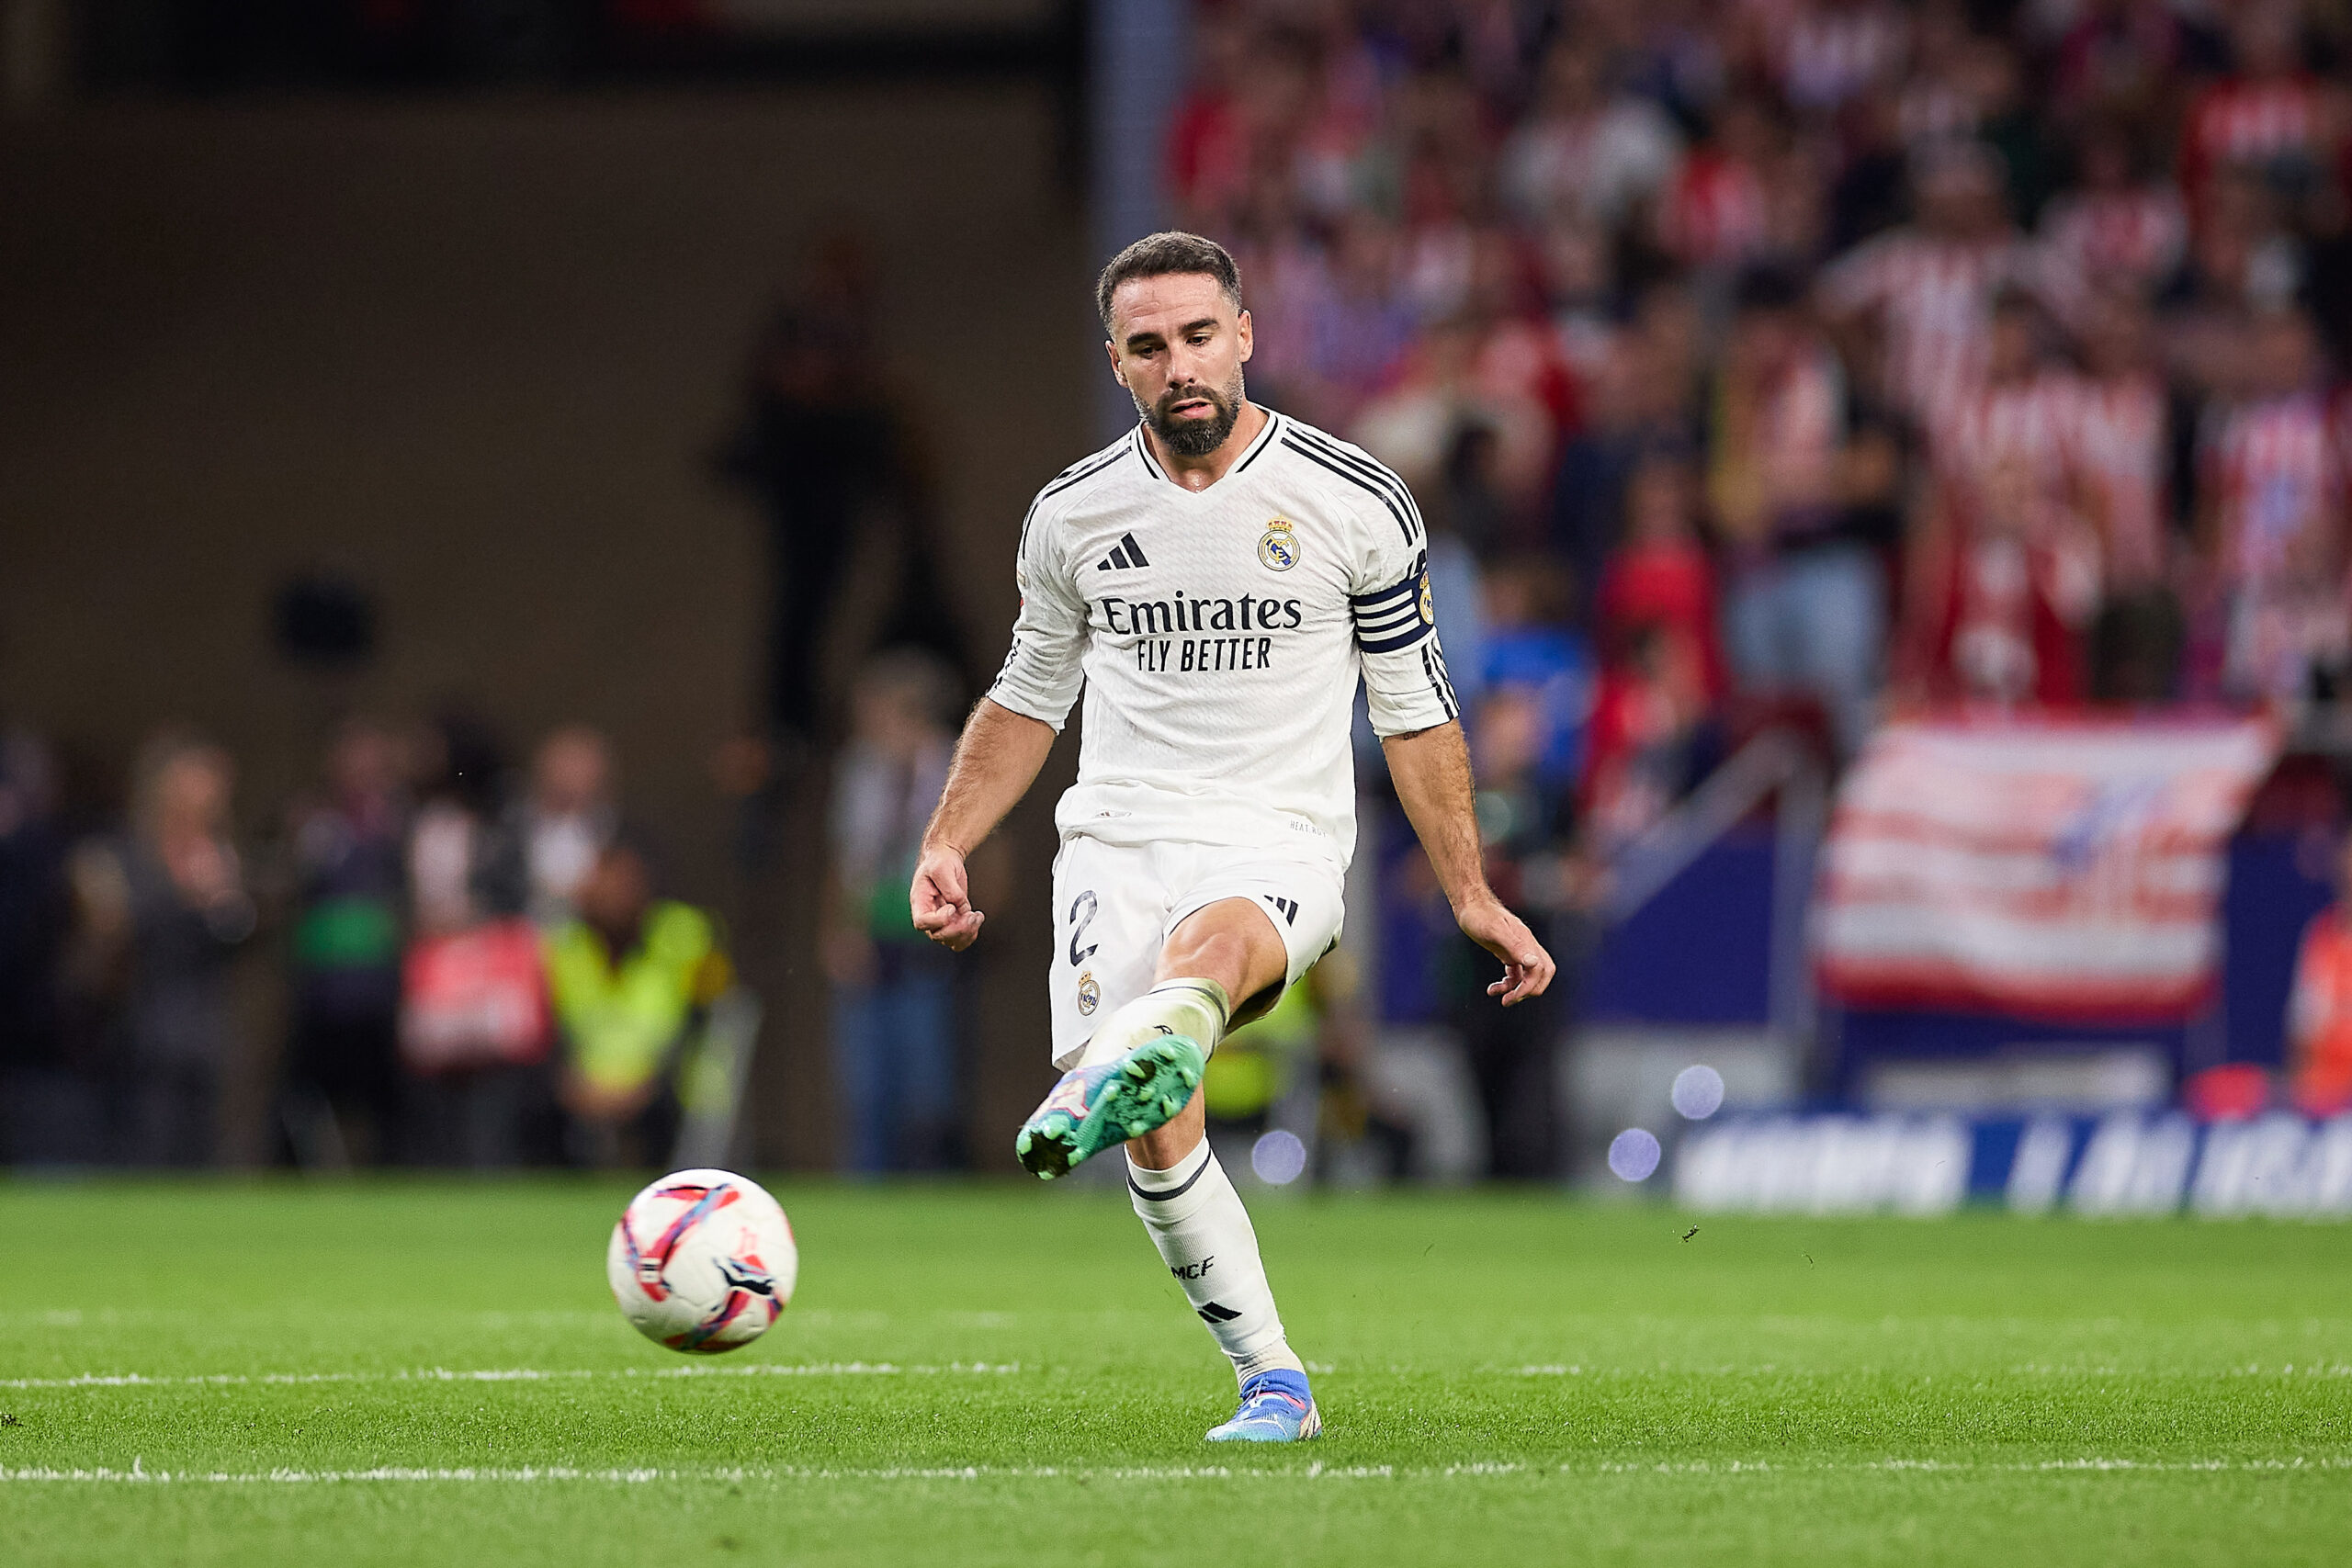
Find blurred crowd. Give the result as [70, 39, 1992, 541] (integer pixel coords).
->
[1170, 0, 2352, 1170]
[28, 0, 2352, 1177]
[1183, 0, 2352, 777]
[0, 716, 742, 1170]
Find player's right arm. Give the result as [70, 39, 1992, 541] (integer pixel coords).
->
[911, 699, 1058, 951]
[912, 494, 1089, 953]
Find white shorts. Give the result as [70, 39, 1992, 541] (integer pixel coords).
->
[1046, 834, 1345, 1069]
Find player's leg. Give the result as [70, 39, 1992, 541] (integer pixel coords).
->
[1016, 880, 1291, 1179]
[1013, 838, 1174, 1179]
[1120, 885, 1334, 1442]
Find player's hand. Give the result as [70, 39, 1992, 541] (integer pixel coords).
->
[1456, 894, 1555, 1007]
[910, 844, 985, 951]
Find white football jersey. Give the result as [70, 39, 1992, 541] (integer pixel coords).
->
[987, 408, 1458, 867]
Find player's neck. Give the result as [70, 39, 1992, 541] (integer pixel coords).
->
[1144, 400, 1269, 494]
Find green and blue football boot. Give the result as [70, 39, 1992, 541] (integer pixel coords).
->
[1013, 1033, 1206, 1179]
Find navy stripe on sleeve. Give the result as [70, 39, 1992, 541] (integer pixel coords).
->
[1351, 550, 1433, 653]
[1282, 436, 1416, 544]
[1285, 426, 1424, 543]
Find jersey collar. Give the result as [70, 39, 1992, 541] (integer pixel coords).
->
[1133, 407, 1283, 495]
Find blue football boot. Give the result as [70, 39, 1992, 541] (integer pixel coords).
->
[1013, 1033, 1206, 1180]
[1204, 1369, 1322, 1443]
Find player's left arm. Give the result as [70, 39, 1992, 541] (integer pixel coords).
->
[1383, 720, 1556, 1007]
[1344, 481, 1554, 1005]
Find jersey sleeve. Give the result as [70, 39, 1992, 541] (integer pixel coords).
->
[985, 504, 1089, 731]
[1349, 529, 1459, 737]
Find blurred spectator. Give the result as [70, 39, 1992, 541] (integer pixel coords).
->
[2178, 0, 2342, 222]
[1582, 621, 1724, 859]
[2050, 0, 2201, 135]
[1911, 449, 2093, 706]
[2195, 308, 2345, 701]
[407, 712, 513, 939]
[1289, 215, 1422, 434]
[400, 713, 556, 1167]
[509, 725, 616, 929]
[2287, 828, 2352, 1116]
[1596, 452, 1726, 702]
[1479, 554, 1596, 793]
[1826, 85, 1912, 254]
[2074, 288, 2176, 594]
[1771, 0, 1909, 120]
[719, 234, 946, 757]
[1164, 3, 1256, 228]
[1452, 682, 1569, 1179]
[277, 718, 410, 1166]
[69, 729, 254, 1166]
[1549, 329, 1697, 618]
[2041, 118, 2189, 298]
[1818, 141, 2061, 419]
[1657, 94, 1781, 280]
[1499, 37, 1682, 231]
[548, 836, 732, 1168]
[1354, 305, 1566, 548]
[2075, 289, 2188, 700]
[825, 649, 961, 1174]
[1905, 288, 2101, 706]
[0, 723, 78, 1162]
[1538, 216, 1621, 381]
[1712, 265, 1883, 752]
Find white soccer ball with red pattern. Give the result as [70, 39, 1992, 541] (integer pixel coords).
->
[606, 1168, 797, 1354]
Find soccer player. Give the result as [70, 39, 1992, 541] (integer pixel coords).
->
[909, 232, 1555, 1443]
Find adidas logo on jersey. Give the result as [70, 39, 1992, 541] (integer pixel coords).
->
[1095, 533, 1151, 571]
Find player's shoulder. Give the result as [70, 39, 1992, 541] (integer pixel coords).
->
[1017, 429, 1148, 558]
[1267, 412, 1392, 479]
[1264, 413, 1425, 549]
[1031, 431, 1145, 513]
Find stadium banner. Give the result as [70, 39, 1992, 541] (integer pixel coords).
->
[1814, 715, 2281, 1021]
[1672, 1111, 2352, 1217]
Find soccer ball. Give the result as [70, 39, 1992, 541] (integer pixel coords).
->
[606, 1168, 797, 1354]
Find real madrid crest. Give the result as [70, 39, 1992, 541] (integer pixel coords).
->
[1258, 517, 1299, 571]
[1076, 971, 1100, 1016]
[1418, 569, 1435, 625]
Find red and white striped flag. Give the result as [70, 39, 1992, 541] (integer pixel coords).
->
[1815, 716, 2281, 1021]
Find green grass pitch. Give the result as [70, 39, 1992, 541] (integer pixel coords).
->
[1, 1179, 2346, 1565]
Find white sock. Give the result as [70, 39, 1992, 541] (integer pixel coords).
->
[1127, 1141, 1306, 1388]
[1077, 976, 1232, 1070]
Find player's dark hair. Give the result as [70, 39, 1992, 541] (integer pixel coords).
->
[1096, 231, 1245, 335]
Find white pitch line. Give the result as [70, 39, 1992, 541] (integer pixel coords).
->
[14, 1359, 2350, 1393]
[1, 1458, 2346, 1486]
[0, 1363, 1022, 1392]
[1509, 1363, 2352, 1378]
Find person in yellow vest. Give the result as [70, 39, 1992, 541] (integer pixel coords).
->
[548, 836, 732, 1168]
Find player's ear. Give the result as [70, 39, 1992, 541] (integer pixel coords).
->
[1104, 336, 1127, 387]
[1237, 309, 1254, 365]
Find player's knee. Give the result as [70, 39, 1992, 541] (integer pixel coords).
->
[1161, 927, 1252, 992]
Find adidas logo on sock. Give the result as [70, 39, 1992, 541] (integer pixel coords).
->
[1195, 1301, 1243, 1324]
[1095, 533, 1150, 571]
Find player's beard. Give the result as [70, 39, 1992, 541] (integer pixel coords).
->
[1136, 369, 1245, 458]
